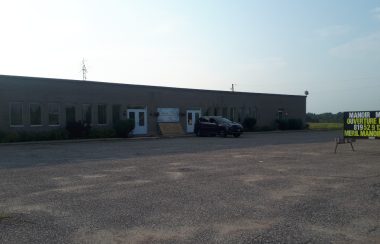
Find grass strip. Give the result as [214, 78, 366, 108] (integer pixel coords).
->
[308, 123, 343, 130]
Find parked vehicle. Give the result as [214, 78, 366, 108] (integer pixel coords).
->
[194, 116, 243, 137]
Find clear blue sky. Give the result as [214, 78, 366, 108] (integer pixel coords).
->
[1, 0, 379, 113]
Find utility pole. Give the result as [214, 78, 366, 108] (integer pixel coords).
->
[82, 59, 88, 81]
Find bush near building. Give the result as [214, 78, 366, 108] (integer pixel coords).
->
[114, 119, 135, 138]
[88, 128, 117, 139]
[66, 121, 91, 138]
[276, 118, 304, 130]
[0, 119, 135, 143]
[242, 117, 257, 131]
[0, 129, 69, 143]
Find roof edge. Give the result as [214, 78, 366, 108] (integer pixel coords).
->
[0, 74, 306, 98]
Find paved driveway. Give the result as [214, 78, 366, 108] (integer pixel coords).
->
[0, 131, 379, 243]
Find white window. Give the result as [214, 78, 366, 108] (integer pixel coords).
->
[10, 103, 23, 127]
[48, 103, 60, 126]
[30, 103, 42, 126]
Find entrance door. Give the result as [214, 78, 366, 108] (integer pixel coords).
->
[127, 109, 147, 135]
[186, 110, 201, 133]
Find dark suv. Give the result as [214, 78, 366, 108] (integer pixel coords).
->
[194, 116, 243, 137]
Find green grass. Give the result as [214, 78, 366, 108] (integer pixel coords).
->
[308, 122, 343, 130]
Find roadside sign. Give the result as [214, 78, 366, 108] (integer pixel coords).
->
[343, 111, 380, 139]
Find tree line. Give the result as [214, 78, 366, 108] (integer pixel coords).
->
[306, 112, 343, 123]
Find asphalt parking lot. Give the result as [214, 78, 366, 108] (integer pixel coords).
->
[0, 131, 379, 244]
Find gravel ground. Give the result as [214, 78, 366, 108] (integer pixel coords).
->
[0, 131, 379, 244]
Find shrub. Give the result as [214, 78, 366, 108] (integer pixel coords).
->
[258, 125, 275, 131]
[88, 128, 117, 139]
[276, 119, 288, 130]
[113, 119, 135, 138]
[66, 121, 91, 138]
[288, 118, 304, 130]
[16, 131, 33, 142]
[0, 125, 129, 143]
[0, 129, 68, 143]
[4, 132, 19, 142]
[242, 117, 257, 131]
[276, 118, 304, 130]
[46, 129, 69, 140]
[0, 131, 6, 143]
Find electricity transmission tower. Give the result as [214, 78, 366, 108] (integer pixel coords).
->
[231, 83, 237, 92]
[82, 59, 88, 81]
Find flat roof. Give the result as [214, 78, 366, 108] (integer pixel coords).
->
[0, 74, 306, 98]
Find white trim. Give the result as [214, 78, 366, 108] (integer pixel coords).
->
[10, 125, 25, 128]
[48, 124, 61, 127]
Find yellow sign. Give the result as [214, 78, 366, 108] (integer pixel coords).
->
[343, 111, 380, 139]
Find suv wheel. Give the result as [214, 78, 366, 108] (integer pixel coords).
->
[233, 133, 241, 138]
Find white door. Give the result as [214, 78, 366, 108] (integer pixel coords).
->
[127, 109, 147, 135]
[186, 110, 201, 133]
